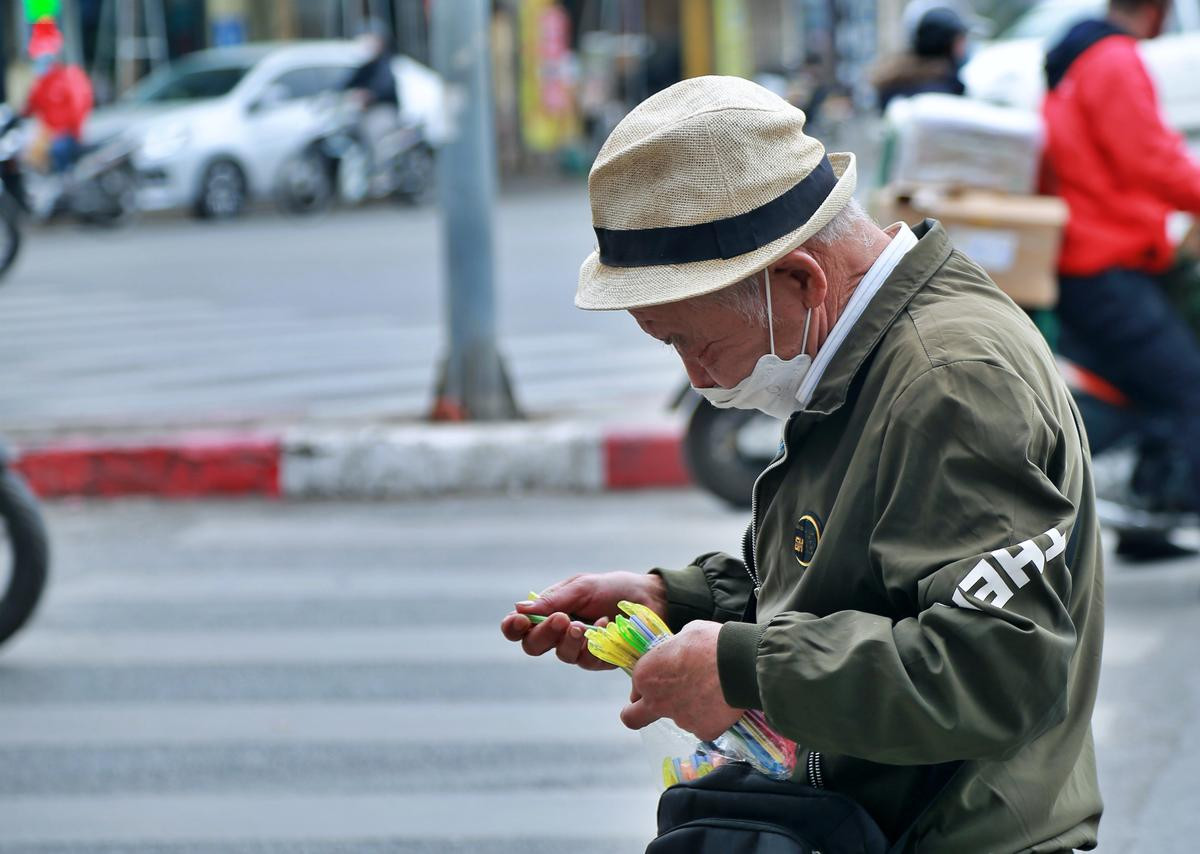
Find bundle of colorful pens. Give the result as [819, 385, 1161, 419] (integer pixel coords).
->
[661, 749, 725, 787]
[583, 600, 797, 782]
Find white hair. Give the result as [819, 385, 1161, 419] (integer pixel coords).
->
[709, 199, 874, 326]
[713, 272, 770, 326]
[804, 198, 874, 250]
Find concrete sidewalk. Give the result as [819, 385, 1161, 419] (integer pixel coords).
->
[11, 416, 692, 500]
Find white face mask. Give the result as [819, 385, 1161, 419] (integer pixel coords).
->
[693, 270, 814, 421]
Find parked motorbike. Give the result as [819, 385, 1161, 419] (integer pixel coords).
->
[0, 183, 22, 284]
[276, 96, 435, 216]
[0, 106, 138, 228]
[674, 384, 775, 509]
[0, 115, 25, 282]
[0, 444, 49, 647]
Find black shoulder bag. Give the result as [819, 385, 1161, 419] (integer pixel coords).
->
[646, 759, 961, 854]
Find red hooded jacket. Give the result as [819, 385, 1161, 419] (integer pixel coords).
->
[1042, 21, 1200, 275]
[25, 64, 93, 140]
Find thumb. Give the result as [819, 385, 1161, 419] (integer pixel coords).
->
[515, 579, 580, 617]
[620, 697, 659, 731]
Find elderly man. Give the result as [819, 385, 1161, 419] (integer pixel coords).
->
[502, 77, 1103, 853]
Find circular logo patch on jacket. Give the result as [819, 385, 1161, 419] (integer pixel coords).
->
[793, 514, 822, 567]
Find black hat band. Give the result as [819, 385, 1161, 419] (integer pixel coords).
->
[594, 156, 838, 268]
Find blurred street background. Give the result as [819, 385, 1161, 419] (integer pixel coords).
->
[0, 189, 686, 433]
[0, 0, 1198, 852]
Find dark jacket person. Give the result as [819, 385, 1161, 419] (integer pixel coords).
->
[872, 3, 968, 112]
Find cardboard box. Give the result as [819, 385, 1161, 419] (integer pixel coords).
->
[872, 186, 1067, 309]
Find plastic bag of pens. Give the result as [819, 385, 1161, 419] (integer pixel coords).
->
[585, 600, 797, 785]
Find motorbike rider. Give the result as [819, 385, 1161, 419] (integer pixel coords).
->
[22, 19, 93, 175]
[1043, 0, 1200, 557]
[871, 1, 971, 112]
[342, 21, 400, 168]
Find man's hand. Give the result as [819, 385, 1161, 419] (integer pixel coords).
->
[499, 571, 667, 671]
[620, 620, 743, 741]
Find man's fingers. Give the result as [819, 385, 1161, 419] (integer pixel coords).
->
[620, 697, 660, 731]
[554, 622, 588, 664]
[500, 613, 534, 641]
[520, 612, 571, 656]
[505, 611, 615, 670]
[515, 576, 586, 618]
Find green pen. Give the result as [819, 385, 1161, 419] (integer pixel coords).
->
[525, 614, 602, 632]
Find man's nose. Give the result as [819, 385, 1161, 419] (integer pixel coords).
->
[681, 356, 716, 389]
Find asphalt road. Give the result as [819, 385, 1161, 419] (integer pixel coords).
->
[0, 189, 681, 434]
[0, 492, 1197, 852]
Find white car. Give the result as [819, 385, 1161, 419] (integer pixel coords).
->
[962, 0, 1200, 144]
[84, 41, 446, 218]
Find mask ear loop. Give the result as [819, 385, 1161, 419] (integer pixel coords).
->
[764, 268, 814, 358]
[763, 269, 776, 356]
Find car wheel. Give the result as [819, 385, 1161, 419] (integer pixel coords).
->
[195, 159, 247, 220]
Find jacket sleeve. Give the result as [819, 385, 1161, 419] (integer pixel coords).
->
[717, 361, 1083, 764]
[650, 551, 755, 632]
[1081, 40, 1200, 213]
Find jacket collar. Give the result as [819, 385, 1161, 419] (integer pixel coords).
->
[794, 219, 953, 421]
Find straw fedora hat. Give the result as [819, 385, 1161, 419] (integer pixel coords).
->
[576, 76, 857, 311]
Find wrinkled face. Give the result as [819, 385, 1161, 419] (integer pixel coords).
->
[629, 295, 769, 390]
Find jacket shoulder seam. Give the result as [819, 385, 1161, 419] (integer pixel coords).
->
[900, 307, 938, 371]
[890, 358, 1045, 418]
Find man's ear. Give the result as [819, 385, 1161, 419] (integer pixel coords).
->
[772, 248, 827, 311]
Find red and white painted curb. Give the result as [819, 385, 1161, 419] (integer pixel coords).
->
[12, 422, 691, 500]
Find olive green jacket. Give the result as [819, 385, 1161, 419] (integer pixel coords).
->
[653, 222, 1104, 853]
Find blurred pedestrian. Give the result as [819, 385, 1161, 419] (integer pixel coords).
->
[1043, 0, 1200, 547]
[23, 19, 93, 175]
[503, 76, 1103, 852]
[871, 1, 969, 112]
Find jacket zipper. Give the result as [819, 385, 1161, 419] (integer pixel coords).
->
[807, 750, 825, 790]
[744, 429, 792, 597]
[746, 421, 826, 796]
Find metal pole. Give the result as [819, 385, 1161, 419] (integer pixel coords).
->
[430, 0, 519, 422]
[0, 5, 7, 104]
[61, 0, 85, 68]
